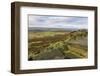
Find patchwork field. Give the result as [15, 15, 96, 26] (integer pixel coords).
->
[28, 30, 88, 60]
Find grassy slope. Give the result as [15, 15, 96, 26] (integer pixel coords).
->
[28, 30, 88, 60]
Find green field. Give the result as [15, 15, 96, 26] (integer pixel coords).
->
[28, 30, 88, 60]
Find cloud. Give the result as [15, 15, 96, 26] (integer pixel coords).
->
[29, 15, 88, 29]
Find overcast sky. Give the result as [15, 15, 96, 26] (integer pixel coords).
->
[28, 15, 88, 29]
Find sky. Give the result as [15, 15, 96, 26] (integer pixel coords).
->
[28, 15, 88, 29]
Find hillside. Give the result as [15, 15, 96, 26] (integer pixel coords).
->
[28, 29, 88, 60]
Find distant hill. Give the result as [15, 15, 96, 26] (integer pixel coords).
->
[28, 27, 87, 32]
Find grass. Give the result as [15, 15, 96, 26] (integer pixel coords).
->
[28, 30, 88, 60]
[28, 32, 69, 40]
